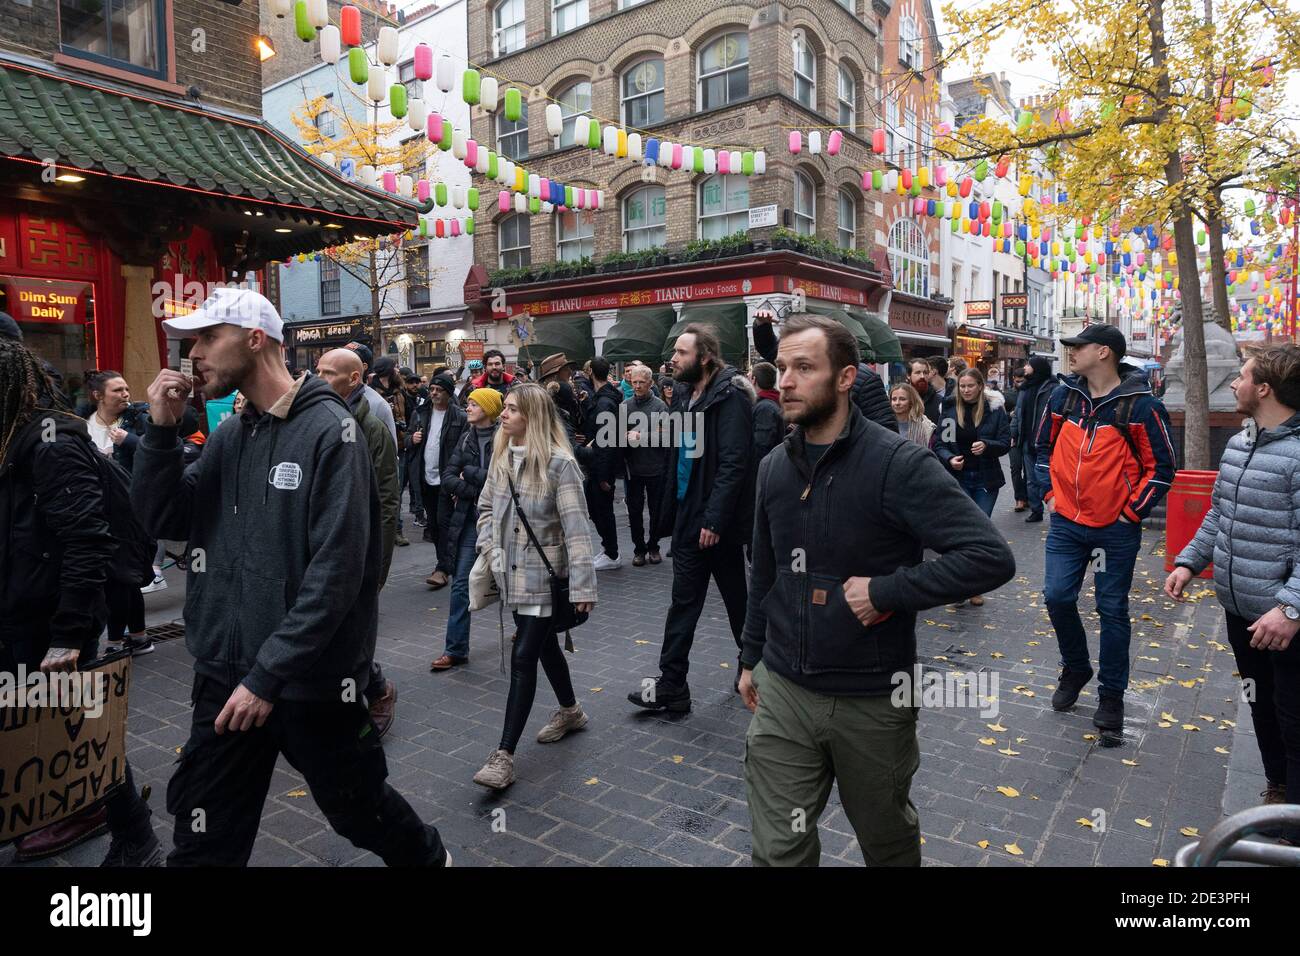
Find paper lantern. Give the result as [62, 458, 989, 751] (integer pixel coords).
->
[596, 191, 605, 209]
[359, 164, 377, 186]
[995, 156, 1010, 178]
[974, 159, 988, 181]
[367, 70, 385, 103]
[428, 112, 443, 142]
[466, 218, 475, 235]
[603, 125, 618, 155]
[1018, 176, 1032, 197]
[576, 189, 586, 208]
[827, 131, 843, 156]
[456, 70, 479, 108]
[452, 129, 467, 160]
[935, 121, 951, 137]
[339, 157, 355, 178]
[452, 186, 465, 209]
[382, 171, 397, 192]
[306, 0, 328, 29]
[418, 179, 431, 202]
[657, 141, 673, 168]
[959, 177, 973, 198]
[574, 115, 591, 147]
[320, 24, 341, 63]
[436, 55, 455, 93]
[913, 197, 925, 215]
[872, 129, 885, 153]
[617, 130, 628, 158]
[418, 217, 429, 238]
[917, 166, 930, 188]
[754, 151, 766, 175]
[389, 83, 407, 118]
[741, 151, 755, 175]
[541, 201, 553, 214]
[435, 219, 445, 238]
[377, 26, 398, 65]
[862, 170, 872, 190]
[528, 174, 541, 197]
[671, 144, 683, 170]
[530, 197, 541, 214]
[789, 131, 803, 154]
[565, 186, 574, 207]
[398, 175, 413, 197]
[935, 165, 948, 186]
[703, 148, 716, 174]
[269, 0, 292, 16]
[718, 150, 731, 174]
[407, 98, 426, 131]
[628, 133, 642, 162]
[475, 145, 489, 175]
[294, 1, 314, 42]
[871, 169, 882, 191]
[809, 131, 822, 155]
[645, 138, 661, 166]
[498, 190, 510, 213]
[480, 77, 499, 111]
[587, 118, 601, 149]
[321, 151, 336, 168]
[514, 167, 525, 192]
[1245, 198, 1256, 217]
[435, 182, 447, 206]
[729, 150, 741, 173]
[340, 4, 361, 45]
[545, 103, 563, 137]
[514, 193, 527, 213]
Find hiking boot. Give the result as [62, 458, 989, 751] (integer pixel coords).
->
[1262, 782, 1287, 805]
[1025, 512, 1044, 523]
[648, 550, 662, 565]
[426, 569, 449, 589]
[100, 831, 164, 867]
[536, 703, 589, 743]
[627, 678, 691, 713]
[430, 654, 468, 672]
[1093, 694, 1124, 731]
[1051, 667, 1094, 711]
[472, 749, 516, 790]
[368, 680, 397, 738]
[394, 533, 410, 548]
[632, 554, 646, 567]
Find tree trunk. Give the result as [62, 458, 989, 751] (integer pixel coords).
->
[369, 245, 381, 350]
[1205, 193, 1234, 334]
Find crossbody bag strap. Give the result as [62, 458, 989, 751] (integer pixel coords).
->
[506, 472, 557, 579]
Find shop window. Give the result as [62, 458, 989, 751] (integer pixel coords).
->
[320, 256, 341, 315]
[888, 219, 930, 297]
[405, 247, 430, 310]
[698, 175, 749, 240]
[60, 0, 167, 78]
[623, 185, 666, 251]
[698, 33, 748, 110]
[622, 58, 664, 128]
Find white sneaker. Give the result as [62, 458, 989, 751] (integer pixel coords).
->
[593, 553, 622, 571]
[140, 575, 167, 594]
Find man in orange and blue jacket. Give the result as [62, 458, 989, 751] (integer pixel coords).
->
[1033, 324, 1176, 732]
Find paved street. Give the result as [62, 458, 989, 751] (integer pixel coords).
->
[4, 473, 1254, 867]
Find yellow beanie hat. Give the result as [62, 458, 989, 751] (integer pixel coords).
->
[467, 387, 504, 420]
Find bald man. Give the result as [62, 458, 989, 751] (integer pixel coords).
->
[317, 348, 400, 736]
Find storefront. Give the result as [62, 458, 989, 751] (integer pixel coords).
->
[387, 309, 472, 377]
[285, 317, 370, 374]
[888, 292, 954, 372]
[953, 324, 1038, 385]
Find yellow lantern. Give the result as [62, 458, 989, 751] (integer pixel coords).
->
[918, 166, 930, 188]
[946, 181, 958, 198]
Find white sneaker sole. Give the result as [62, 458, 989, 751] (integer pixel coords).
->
[537, 712, 589, 743]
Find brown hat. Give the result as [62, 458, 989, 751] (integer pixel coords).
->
[538, 352, 569, 380]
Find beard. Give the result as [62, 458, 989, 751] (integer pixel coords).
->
[201, 349, 256, 401]
[674, 355, 703, 384]
[1234, 388, 1258, 417]
[784, 376, 839, 429]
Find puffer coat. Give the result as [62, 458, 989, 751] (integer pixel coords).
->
[1175, 414, 1300, 621]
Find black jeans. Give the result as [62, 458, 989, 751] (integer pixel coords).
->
[418, 477, 455, 573]
[401, 450, 424, 516]
[658, 531, 748, 688]
[500, 612, 576, 754]
[585, 478, 619, 560]
[1009, 444, 1028, 502]
[106, 581, 146, 640]
[1225, 611, 1300, 798]
[166, 675, 447, 866]
[626, 474, 665, 556]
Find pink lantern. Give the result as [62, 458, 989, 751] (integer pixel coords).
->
[827, 130, 843, 155]
[451, 219, 461, 237]
[671, 144, 683, 169]
[413, 43, 433, 81]
[498, 190, 509, 212]
[861, 170, 871, 190]
[382, 171, 396, 192]
[576, 190, 586, 209]
[428, 112, 443, 142]
[935, 122, 951, 136]
[788, 131, 802, 154]
[935, 166, 948, 186]
[417, 179, 430, 202]
[466, 139, 478, 167]
[913, 197, 926, 214]
[719, 151, 731, 174]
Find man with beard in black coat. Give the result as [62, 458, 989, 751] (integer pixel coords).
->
[1017, 356, 1057, 523]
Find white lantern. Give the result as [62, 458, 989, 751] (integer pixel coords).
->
[436, 55, 454, 93]
[542, 201, 553, 214]
[754, 150, 766, 175]
[480, 77, 499, 112]
[377, 27, 399, 67]
[729, 150, 741, 172]
[269, 0, 292, 16]
[497, 159, 511, 185]
[399, 174, 413, 197]
[574, 115, 591, 146]
[808, 130, 822, 155]
[627, 133, 642, 163]
[475, 146, 489, 174]
[407, 98, 426, 131]
[306, 0, 328, 29]
[367, 70, 386, 103]
[452, 186, 466, 209]
[321, 151, 336, 168]
[703, 148, 716, 174]
[452, 129, 467, 160]
[545, 103, 563, 138]
[603, 125, 618, 155]
[528, 174, 541, 198]
[595, 190, 605, 209]
[514, 193, 527, 213]
[319, 24, 341, 64]
[886, 170, 898, 191]
[657, 142, 673, 168]
[360, 164, 377, 186]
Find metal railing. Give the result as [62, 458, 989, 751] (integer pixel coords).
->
[1174, 806, 1300, 867]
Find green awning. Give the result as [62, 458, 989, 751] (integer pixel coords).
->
[0, 62, 423, 253]
[807, 305, 876, 363]
[663, 303, 749, 366]
[847, 309, 905, 364]
[602, 307, 676, 365]
[518, 314, 595, 365]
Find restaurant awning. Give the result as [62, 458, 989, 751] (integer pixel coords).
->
[807, 304, 876, 362]
[518, 314, 596, 365]
[0, 60, 425, 260]
[602, 307, 676, 365]
[663, 303, 749, 366]
[847, 309, 905, 364]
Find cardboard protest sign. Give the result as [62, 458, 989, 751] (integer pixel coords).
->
[0, 654, 131, 841]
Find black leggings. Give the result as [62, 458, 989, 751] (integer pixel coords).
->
[499, 612, 576, 753]
[106, 582, 146, 641]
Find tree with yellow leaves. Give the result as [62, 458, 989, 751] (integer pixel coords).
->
[939, 0, 1300, 467]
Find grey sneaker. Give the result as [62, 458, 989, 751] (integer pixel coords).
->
[536, 703, 588, 743]
[472, 749, 515, 790]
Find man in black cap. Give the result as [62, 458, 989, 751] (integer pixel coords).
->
[1033, 324, 1175, 732]
[409, 371, 466, 588]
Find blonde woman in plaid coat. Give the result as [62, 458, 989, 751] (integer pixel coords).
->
[472, 383, 597, 790]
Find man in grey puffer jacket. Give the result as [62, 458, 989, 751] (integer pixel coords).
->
[1167, 345, 1300, 812]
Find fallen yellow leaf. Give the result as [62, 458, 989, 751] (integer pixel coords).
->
[1214, 746, 1230, 755]
[1181, 724, 1200, 732]
[1157, 721, 1173, 728]
[1152, 858, 1169, 867]
[987, 722, 1007, 732]
[1083, 733, 1097, 740]
[1161, 711, 1176, 722]
[590, 687, 603, 692]
[995, 786, 1020, 798]
[286, 789, 308, 798]
[1135, 818, 1152, 828]
[978, 737, 997, 746]
[584, 777, 599, 785]
[634, 640, 651, 645]
[977, 840, 990, 849]
[1122, 759, 1139, 766]
[671, 755, 684, 764]
[1076, 817, 1095, 828]
[1005, 843, 1024, 856]
[1180, 827, 1200, 837]
[998, 747, 1020, 756]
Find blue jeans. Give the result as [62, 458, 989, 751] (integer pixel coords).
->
[1025, 454, 1046, 516]
[443, 520, 479, 659]
[961, 482, 998, 517]
[1043, 514, 1142, 698]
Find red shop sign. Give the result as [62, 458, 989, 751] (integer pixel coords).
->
[2, 276, 91, 324]
[511, 276, 777, 317]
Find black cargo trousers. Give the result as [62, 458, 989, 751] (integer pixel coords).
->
[166, 674, 448, 866]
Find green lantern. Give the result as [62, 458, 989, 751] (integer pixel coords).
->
[909, 181, 921, 197]
[690, 147, 702, 172]
[348, 47, 369, 85]
[504, 87, 522, 122]
[466, 217, 475, 235]
[565, 186, 574, 207]
[587, 119, 601, 149]
[389, 83, 407, 118]
[294, 0, 314, 42]
[950, 216, 960, 234]
[467, 188, 479, 211]
[462, 70, 481, 105]
[1015, 239, 1026, 256]
[741, 151, 755, 175]
[529, 197, 541, 214]
[974, 159, 988, 181]
[992, 200, 1003, 221]
[435, 182, 448, 206]
[487, 152, 499, 179]
[871, 169, 882, 191]
[419, 217, 428, 237]
[438, 119, 452, 151]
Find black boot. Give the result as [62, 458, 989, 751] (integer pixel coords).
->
[1093, 694, 1124, 731]
[627, 678, 691, 713]
[1051, 666, 1094, 711]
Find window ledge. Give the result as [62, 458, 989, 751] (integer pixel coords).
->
[54, 53, 185, 96]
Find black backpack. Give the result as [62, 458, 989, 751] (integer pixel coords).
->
[1049, 389, 1141, 462]
[91, 450, 157, 587]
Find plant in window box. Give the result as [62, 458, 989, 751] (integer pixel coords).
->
[632, 246, 668, 269]
[771, 228, 800, 251]
[718, 231, 754, 257]
[598, 251, 633, 273]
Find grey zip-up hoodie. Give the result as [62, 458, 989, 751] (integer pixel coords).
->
[131, 374, 381, 702]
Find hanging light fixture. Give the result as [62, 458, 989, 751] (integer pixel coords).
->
[480, 77, 499, 111]
[255, 35, 278, 61]
[305, 0, 328, 30]
[268, 0, 292, 16]
[377, 27, 399, 67]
